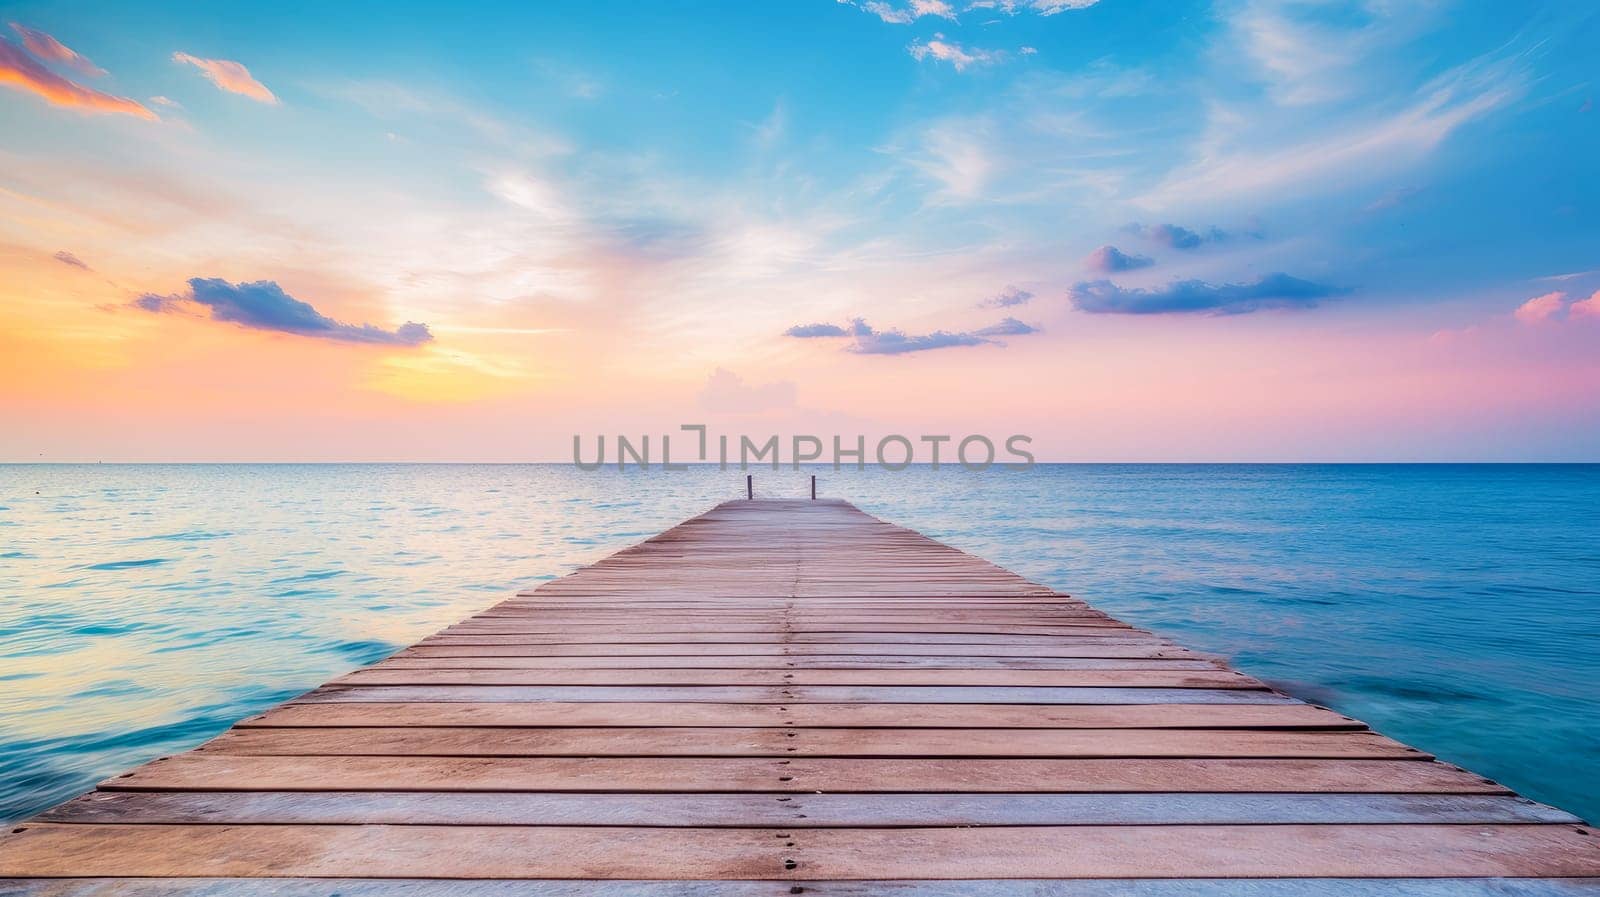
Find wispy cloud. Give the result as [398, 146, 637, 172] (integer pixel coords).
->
[1069, 273, 1347, 316]
[854, 0, 957, 24]
[784, 315, 1036, 354]
[1363, 185, 1422, 214]
[1141, 49, 1525, 208]
[134, 277, 432, 346]
[1124, 222, 1236, 250]
[907, 119, 995, 200]
[966, 0, 1102, 15]
[909, 35, 1003, 72]
[1225, 0, 1437, 107]
[1535, 269, 1600, 283]
[9, 23, 103, 77]
[52, 250, 89, 269]
[0, 37, 154, 119]
[172, 52, 278, 104]
[979, 285, 1033, 308]
[1085, 245, 1154, 273]
[851, 0, 1099, 19]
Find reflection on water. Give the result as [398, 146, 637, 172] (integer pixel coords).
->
[1, 463, 1597, 823]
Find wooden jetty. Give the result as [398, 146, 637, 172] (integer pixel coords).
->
[2, 497, 1598, 894]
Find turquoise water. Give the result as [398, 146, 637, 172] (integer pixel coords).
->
[1, 464, 1597, 824]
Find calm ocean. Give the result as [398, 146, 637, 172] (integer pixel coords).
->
[1, 463, 1597, 824]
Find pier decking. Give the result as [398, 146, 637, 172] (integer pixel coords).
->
[3, 498, 1598, 893]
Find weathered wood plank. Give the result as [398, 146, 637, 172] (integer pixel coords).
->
[421, 632, 1151, 645]
[7, 879, 1600, 897]
[198, 727, 1419, 759]
[4, 823, 1598, 878]
[442, 622, 1132, 634]
[99, 756, 1498, 793]
[336, 668, 1265, 689]
[370, 655, 1230, 671]
[400, 644, 1195, 658]
[39, 792, 1576, 826]
[241, 702, 1358, 729]
[291, 685, 1297, 705]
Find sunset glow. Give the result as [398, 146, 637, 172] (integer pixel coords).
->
[4, 1, 1596, 460]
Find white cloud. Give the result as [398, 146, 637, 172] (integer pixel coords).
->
[1514, 291, 1567, 325]
[909, 35, 1004, 71]
[857, 0, 957, 24]
[172, 52, 279, 104]
[488, 171, 576, 224]
[1138, 50, 1525, 209]
[907, 119, 995, 200]
[1223, 0, 1439, 107]
[966, 0, 1101, 14]
[1513, 290, 1600, 325]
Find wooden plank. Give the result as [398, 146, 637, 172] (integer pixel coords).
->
[3, 823, 1598, 878]
[39, 792, 1577, 826]
[99, 756, 1500, 793]
[421, 632, 1151, 644]
[336, 668, 1265, 689]
[400, 644, 1195, 658]
[441, 622, 1133, 634]
[291, 685, 1297, 705]
[241, 702, 1359, 729]
[7, 879, 1600, 897]
[370, 656, 1229, 671]
[449, 612, 1125, 621]
[198, 727, 1420, 759]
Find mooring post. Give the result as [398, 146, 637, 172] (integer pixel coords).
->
[746, 474, 753, 500]
[811, 475, 816, 500]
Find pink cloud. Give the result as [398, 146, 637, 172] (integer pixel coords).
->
[9, 23, 104, 77]
[1570, 290, 1600, 320]
[172, 52, 278, 104]
[858, 1, 956, 24]
[1427, 324, 1479, 347]
[1513, 291, 1566, 325]
[0, 38, 154, 119]
[908, 35, 1003, 72]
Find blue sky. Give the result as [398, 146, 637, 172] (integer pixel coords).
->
[2, 0, 1597, 460]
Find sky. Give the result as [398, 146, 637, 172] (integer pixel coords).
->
[2, 0, 1597, 462]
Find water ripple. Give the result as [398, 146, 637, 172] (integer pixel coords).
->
[82, 558, 169, 571]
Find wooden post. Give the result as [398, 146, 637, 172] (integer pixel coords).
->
[746, 474, 753, 500]
[811, 475, 817, 500]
